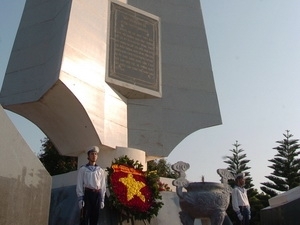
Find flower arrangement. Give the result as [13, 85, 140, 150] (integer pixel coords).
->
[107, 155, 163, 222]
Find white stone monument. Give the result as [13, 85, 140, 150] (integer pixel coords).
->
[0, 0, 221, 161]
[0, 0, 222, 224]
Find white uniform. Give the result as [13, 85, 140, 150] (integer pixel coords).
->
[232, 186, 250, 213]
[76, 164, 106, 201]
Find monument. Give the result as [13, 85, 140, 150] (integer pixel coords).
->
[0, 0, 222, 224]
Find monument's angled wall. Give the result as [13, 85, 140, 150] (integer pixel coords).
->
[0, 0, 72, 104]
[0, 105, 52, 225]
[0, 0, 103, 156]
[0, 0, 221, 158]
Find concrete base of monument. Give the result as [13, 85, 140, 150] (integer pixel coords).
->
[261, 197, 300, 225]
[49, 184, 213, 225]
[51, 173, 233, 225]
[260, 186, 300, 225]
[49, 184, 181, 225]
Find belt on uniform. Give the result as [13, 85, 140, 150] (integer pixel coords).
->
[85, 187, 101, 193]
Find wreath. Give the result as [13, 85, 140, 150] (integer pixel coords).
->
[107, 155, 163, 222]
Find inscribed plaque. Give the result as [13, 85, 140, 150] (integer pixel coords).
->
[106, 0, 161, 98]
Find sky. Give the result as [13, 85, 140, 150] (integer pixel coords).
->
[1, 0, 300, 190]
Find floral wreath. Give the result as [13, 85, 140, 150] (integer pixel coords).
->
[107, 155, 163, 222]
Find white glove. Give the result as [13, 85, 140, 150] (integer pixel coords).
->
[100, 201, 105, 209]
[78, 200, 84, 209]
[237, 213, 243, 221]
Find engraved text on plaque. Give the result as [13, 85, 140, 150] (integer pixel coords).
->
[106, 1, 161, 98]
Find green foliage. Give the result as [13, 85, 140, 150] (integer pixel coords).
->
[223, 141, 252, 189]
[145, 170, 164, 220]
[260, 130, 300, 197]
[38, 138, 77, 176]
[250, 191, 270, 225]
[147, 158, 179, 179]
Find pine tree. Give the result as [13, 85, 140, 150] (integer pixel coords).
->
[260, 130, 300, 197]
[224, 141, 265, 225]
[224, 140, 252, 188]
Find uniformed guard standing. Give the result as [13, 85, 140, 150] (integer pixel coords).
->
[231, 173, 251, 225]
[76, 146, 106, 225]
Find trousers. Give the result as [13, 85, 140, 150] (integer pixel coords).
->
[238, 206, 250, 225]
[82, 189, 102, 225]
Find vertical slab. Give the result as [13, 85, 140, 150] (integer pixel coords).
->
[0, 105, 52, 225]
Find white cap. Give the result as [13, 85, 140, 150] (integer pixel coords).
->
[235, 172, 245, 180]
[86, 146, 99, 154]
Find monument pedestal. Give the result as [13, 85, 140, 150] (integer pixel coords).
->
[261, 186, 300, 225]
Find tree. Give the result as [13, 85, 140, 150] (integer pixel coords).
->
[147, 158, 179, 179]
[224, 140, 253, 188]
[224, 141, 266, 225]
[260, 130, 300, 197]
[38, 138, 77, 176]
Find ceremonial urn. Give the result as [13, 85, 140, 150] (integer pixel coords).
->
[172, 162, 234, 225]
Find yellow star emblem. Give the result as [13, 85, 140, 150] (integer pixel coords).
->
[119, 173, 146, 202]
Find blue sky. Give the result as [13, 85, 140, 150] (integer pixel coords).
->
[1, 0, 300, 189]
